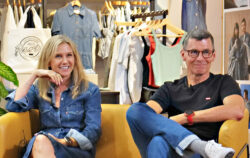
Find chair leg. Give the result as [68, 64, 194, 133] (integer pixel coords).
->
[236, 143, 248, 158]
[247, 144, 249, 158]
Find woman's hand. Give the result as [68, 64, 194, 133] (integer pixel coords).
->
[33, 69, 63, 86]
[48, 133, 67, 146]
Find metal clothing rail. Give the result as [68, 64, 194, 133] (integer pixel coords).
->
[130, 10, 168, 44]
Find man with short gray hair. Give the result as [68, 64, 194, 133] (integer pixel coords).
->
[126, 29, 245, 158]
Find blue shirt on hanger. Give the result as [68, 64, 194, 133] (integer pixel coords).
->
[182, 0, 207, 32]
[52, 3, 101, 69]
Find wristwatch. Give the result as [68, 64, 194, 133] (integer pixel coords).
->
[184, 110, 195, 125]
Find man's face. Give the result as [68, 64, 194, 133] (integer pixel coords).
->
[181, 38, 215, 76]
[241, 22, 246, 34]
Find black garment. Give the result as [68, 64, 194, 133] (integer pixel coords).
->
[150, 73, 241, 140]
[141, 36, 150, 87]
[25, 5, 35, 28]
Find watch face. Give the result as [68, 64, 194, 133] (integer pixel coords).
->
[185, 110, 194, 115]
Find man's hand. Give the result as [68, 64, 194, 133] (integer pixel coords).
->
[169, 113, 187, 125]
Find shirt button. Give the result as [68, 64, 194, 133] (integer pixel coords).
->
[61, 98, 64, 101]
[195, 26, 198, 29]
[195, 13, 198, 16]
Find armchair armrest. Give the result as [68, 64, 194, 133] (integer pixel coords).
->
[219, 109, 249, 158]
[0, 112, 32, 158]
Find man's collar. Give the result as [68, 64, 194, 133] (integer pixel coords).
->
[67, 3, 85, 16]
[186, 73, 213, 87]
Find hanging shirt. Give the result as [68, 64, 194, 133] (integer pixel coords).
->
[151, 32, 186, 86]
[98, 13, 115, 59]
[141, 36, 150, 87]
[52, 3, 101, 69]
[114, 32, 132, 104]
[25, 4, 35, 28]
[182, 0, 207, 32]
[146, 35, 159, 88]
[108, 34, 123, 90]
[128, 36, 144, 103]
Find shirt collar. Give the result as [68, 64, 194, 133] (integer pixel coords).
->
[67, 3, 85, 16]
[185, 73, 213, 87]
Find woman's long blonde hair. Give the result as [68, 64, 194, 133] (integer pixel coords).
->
[37, 35, 88, 102]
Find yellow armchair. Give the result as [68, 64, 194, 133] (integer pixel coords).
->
[219, 109, 249, 158]
[0, 104, 140, 158]
[0, 105, 248, 158]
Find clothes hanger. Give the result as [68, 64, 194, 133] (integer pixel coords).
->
[131, 1, 137, 6]
[30, 0, 35, 5]
[101, 0, 113, 15]
[121, 1, 129, 6]
[71, 0, 81, 7]
[115, 21, 137, 26]
[70, 0, 81, 15]
[23, 0, 26, 8]
[134, 20, 143, 28]
[143, 18, 185, 35]
[134, 30, 183, 38]
[18, 0, 21, 7]
[108, 1, 115, 11]
[13, 0, 15, 6]
[133, 18, 185, 37]
[112, 1, 121, 6]
[158, 18, 185, 35]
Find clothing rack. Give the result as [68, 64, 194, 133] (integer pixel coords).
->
[130, 10, 168, 44]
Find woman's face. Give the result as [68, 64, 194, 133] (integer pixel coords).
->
[234, 28, 239, 36]
[49, 43, 75, 81]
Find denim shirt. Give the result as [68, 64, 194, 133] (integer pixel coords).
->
[182, 0, 207, 32]
[5, 82, 102, 151]
[52, 3, 101, 69]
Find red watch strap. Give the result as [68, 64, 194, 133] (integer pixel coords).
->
[186, 113, 195, 125]
[185, 112, 195, 125]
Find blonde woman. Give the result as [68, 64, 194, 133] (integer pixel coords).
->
[6, 35, 101, 158]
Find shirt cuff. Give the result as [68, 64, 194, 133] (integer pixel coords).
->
[66, 129, 93, 150]
[5, 91, 29, 110]
[6, 90, 16, 100]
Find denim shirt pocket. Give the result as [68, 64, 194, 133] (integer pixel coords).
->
[40, 104, 53, 114]
[66, 104, 85, 122]
[40, 104, 57, 127]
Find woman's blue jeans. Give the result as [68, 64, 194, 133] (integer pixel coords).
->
[126, 102, 200, 158]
